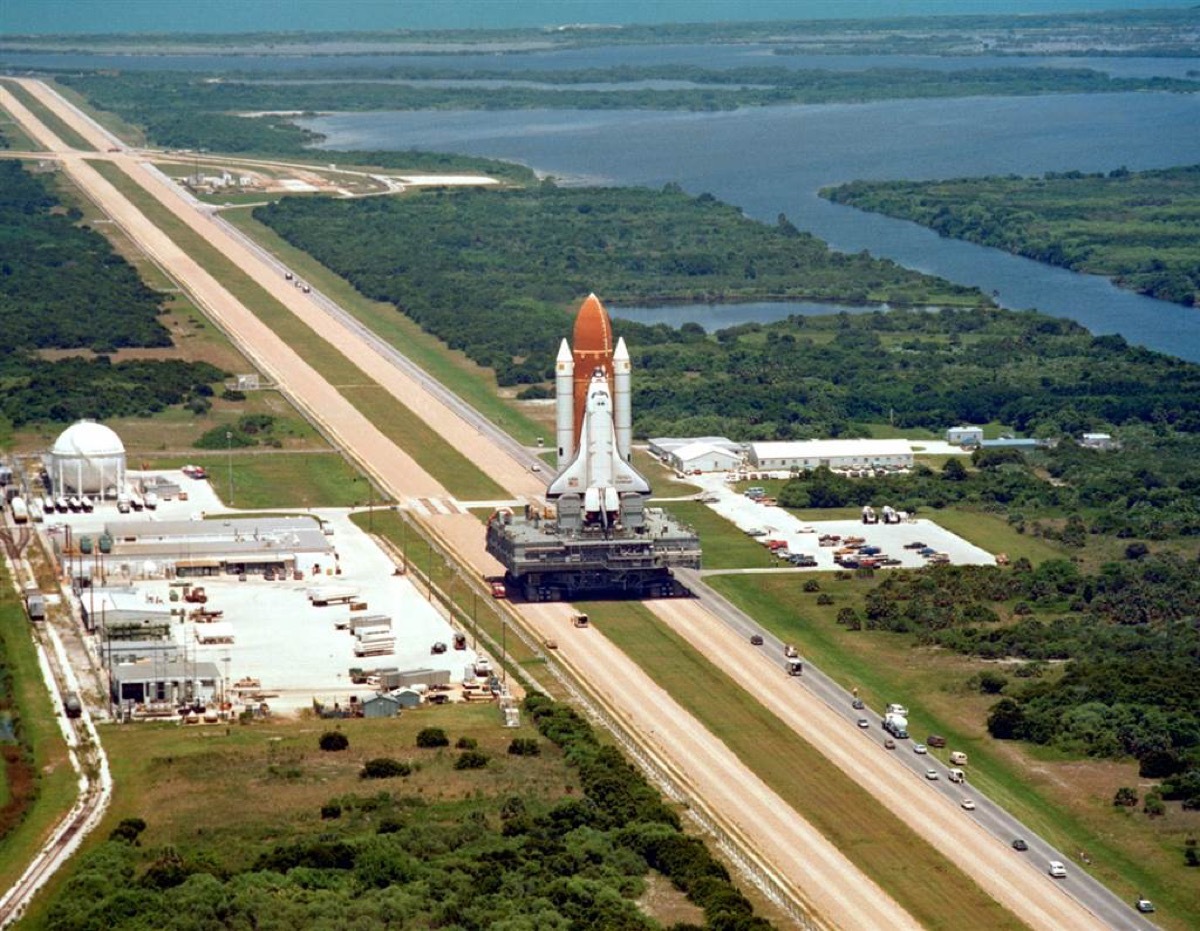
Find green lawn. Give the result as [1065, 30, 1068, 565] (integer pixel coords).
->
[925, 508, 1066, 564]
[659, 500, 777, 570]
[581, 599, 1023, 931]
[86, 161, 505, 501]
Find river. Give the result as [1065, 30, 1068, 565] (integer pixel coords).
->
[301, 90, 1200, 362]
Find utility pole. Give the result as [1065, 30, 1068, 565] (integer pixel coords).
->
[225, 431, 233, 506]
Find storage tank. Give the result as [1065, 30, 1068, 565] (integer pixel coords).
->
[48, 420, 126, 498]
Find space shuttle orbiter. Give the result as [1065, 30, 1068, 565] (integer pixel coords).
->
[547, 295, 650, 527]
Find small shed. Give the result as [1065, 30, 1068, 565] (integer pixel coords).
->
[1080, 432, 1117, 450]
[392, 688, 423, 709]
[362, 693, 402, 719]
[945, 425, 984, 446]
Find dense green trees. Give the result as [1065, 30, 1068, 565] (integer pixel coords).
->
[0, 159, 225, 427]
[253, 186, 1200, 441]
[823, 166, 1200, 306]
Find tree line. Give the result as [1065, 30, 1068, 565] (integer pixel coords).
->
[823, 166, 1200, 307]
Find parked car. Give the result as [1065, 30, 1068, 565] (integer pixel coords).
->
[1136, 898, 1156, 913]
[903, 541, 927, 550]
[927, 734, 947, 748]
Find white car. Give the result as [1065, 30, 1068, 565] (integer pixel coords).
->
[1048, 861, 1067, 878]
[913, 743, 928, 755]
[961, 798, 976, 811]
[925, 769, 939, 780]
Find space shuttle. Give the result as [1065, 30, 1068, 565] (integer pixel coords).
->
[547, 294, 651, 529]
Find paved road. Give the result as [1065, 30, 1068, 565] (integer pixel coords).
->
[675, 568, 1161, 931]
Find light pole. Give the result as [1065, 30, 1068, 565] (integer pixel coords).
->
[225, 431, 233, 506]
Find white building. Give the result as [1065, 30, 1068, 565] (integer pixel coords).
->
[48, 420, 126, 498]
[946, 425, 984, 446]
[668, 442, 743, 474]
[746, 439, 913, 472]
[1080, 432, 1118, 450]
[648, 436, 741, 459]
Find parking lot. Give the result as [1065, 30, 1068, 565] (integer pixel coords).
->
[689, 474, 996, 570]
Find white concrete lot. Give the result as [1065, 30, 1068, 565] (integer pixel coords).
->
[45, 471, 480, 712]
[687, 473, 996, 570]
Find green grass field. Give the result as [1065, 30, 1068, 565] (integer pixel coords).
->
[86, 161, 506, 501]
[581, 599, 1023, 931]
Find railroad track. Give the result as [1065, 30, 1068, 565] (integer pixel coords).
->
[0, 577, 112, 929]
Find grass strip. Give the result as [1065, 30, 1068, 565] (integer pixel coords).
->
[707, 571, 1190, 923]
[87, 160, 504, 501]
[223, 209, 552, 447]
[583, 599, 1024, 931]
[0, 80, 94, 151]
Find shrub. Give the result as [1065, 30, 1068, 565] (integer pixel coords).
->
[318, 731, 349, 752]
[802, 579, 820, 592]
[454, 750, 489, 770]
[508, 737, 541, 757]
[220, 388, 246, 401]
[360, 758, 412, 780]
[1143, 793, 1166, 818]
[109, 817, 148, 844]
[977, 671, 1008, 695]
[816, 592, 834, 605]
[1113, 787, 1138, 808]
[416, 727, 449, 748]
[320, 803, 342, 820]
[455, 736, 478, 750]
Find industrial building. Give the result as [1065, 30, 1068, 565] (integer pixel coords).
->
[945, 425, 985, 446]
[92, 515, 335, 577]
[649, 436, 742, 458]
[664, 441, 744, 474]
[111, 659, 221, 707]
[48, 419, 127, 498]
[746, 439, 913, 472]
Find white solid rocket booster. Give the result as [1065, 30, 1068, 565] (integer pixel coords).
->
[613, 336, 631, 464]
[555, 338, 575, 467]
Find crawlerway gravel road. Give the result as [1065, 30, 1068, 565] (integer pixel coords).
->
[5, 77, 1109, 930]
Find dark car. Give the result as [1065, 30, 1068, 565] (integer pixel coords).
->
[927, 734, 947, 748]
[852, 698, 865, 710]
[789, 554, 818, 567]
[903, 541, 927, 550]
[1012, 838, 1029, 851]
[750, 634, 764, 646]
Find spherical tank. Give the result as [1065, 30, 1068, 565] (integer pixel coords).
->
[49, 419, 127, 497]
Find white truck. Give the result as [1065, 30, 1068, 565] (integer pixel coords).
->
[307, 584, 360, 607]
[354, 637, 395, 657]
[882, 707, 909, 739]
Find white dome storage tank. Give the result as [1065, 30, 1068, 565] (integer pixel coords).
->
[49, 420, 126, 498]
